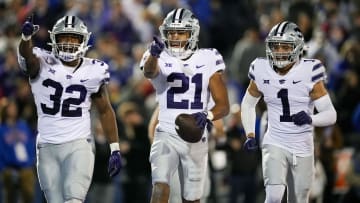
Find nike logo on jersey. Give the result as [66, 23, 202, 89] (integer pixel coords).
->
[196, 65, 205, 69]
[293, 80, 301, 84]
[80, 79, 89, 82]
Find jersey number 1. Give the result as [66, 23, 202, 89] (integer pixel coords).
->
[277, 88, 293, 122]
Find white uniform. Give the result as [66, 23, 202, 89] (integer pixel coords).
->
[249, 57, 326, 156]
[140, 48, 225, 201]
[249, 57, 325, 202]
[18, 47, 109, 202]
[30, 47, 109, 144]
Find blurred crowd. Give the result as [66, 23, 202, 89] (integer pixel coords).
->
[1, 0, 360, 203]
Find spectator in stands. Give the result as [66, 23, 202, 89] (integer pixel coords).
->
[0, 99, 36, 203]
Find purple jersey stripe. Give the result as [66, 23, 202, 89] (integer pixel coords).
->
[216, 59, 224, 65]
[311, 72, 324, 82]
[248, 73, 255, 80]
[312, 63, 322, 71]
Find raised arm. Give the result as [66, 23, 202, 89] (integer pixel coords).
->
[143, 36, 164, 78]
[18, 16, 40, 78]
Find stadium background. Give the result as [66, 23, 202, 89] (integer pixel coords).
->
[0, 0, 360, 202]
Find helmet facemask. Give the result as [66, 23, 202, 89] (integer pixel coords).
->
[161, 29, 195, 59]
[159, 8, 200, 60]
[266, 41, 299, 68]
[53, 33, 87, 62]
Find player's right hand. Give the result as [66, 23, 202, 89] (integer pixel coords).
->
[244, 137, 258, 152]
[22, 16, 39, 39]
[150, 36, 165, 58]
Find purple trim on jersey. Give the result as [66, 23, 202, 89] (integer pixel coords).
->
[312, 72, 324, 82]
[248, 73, 255, 80]
[101, 77, 110, 84]
[312, 63, 322, 71]
[216, 59, 224, 65]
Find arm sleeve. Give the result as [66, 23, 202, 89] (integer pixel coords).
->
[311, 94, 337, 126]
[241, 90, 261, 136]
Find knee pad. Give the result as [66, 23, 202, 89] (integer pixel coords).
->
[265, 185, 286, 203]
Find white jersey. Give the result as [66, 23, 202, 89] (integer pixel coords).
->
[249, 58, 326, 156]
[24, 47, 109, 144]
[140, 49, 225, 134]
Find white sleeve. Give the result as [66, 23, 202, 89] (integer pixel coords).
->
[311, 94, 337, 126]
[241, 90, 261, 136]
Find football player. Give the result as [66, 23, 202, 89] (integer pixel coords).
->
[141, 8, 229, 203]
[241, 21, 337, 203]
[17, 15, 122, 203]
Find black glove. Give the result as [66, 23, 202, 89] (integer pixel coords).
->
[150, 36, 165, 58]
[191, 112, 213, 132]
[292, 111, 312, 126]
[108, 150, 122, 177]
[21, 15, 39, 39]
[243, 137, 258, 152]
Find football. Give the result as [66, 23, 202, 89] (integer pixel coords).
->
[175, 113, 204, 143]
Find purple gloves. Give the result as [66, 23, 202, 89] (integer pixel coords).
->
[150, 36, 165, 58]
[108, 150, 122, 177]
[292, 111, 312, 126]
[244, 137, 258, 151]
[191, 112, 213, 132]
[21, 16, 39, 38]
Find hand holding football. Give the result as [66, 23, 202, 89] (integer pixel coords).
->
[175, 113, 204, 143]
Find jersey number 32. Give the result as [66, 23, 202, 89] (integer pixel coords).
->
[41, 78, 87, 117]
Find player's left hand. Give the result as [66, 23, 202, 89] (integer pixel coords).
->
[292, 110, 312, 126]
[108, 150, 122, 177]
[191, 112, 213, 132]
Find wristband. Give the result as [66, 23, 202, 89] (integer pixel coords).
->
[110, 142, 120, 153]
[21, 34, 32, 41]
[207, 111, 214, 121]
